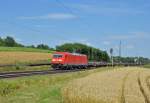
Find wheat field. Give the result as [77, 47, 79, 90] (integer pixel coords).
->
[62, 67, 150, 103]
[0, 51, 52, 65]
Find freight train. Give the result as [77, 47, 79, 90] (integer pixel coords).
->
[51, 52, 141, 69]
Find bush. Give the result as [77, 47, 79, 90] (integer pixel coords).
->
[37, 44, 50, 49]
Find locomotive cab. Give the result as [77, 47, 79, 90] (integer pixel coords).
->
[51, 53, 64, 69]
[52, 54, 63, 62]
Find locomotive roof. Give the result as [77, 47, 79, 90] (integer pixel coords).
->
[53, 52, 87, 56]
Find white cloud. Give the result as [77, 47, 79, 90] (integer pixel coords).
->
[102, 41, 111, 45]
[34, 25, 44, 27]
[79, 39, 92, 46]
[70, 4, 145, 16]
[125, 45, 134, 49]
[34, 24, 57, 28]
[15, 38, 22, 43]
[109, 32, 149, 40]
[19, 13, 77, 20]
[57, 39, 92, 46]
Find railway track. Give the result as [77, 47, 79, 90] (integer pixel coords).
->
[0, 68, 90, 79]
[0, 62, 143, 68]
[0, 63, 144, 79]
[0, 63, 51, 67]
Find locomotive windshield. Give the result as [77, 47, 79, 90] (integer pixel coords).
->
[53, 54, 63, 58]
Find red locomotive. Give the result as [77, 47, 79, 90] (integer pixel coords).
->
[51, 52, 88, 69]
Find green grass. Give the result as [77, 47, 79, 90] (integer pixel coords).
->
[0, 65, 51, 73]
[143, 64, 150, 68]
[0, 47, 54, 53]
[0, 67, 110, 103]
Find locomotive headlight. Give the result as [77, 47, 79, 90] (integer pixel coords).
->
[52, 59, 56, 61]
[58, 59, 62, 61]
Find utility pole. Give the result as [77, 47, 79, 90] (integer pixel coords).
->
[90, 48, 93, 61]
[73, 48, 76, 53]
[110, 48, 114, 67]
[119, 41, 122, 63]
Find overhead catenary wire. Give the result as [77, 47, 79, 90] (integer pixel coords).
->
[1, 0, 92, 46]
[1, 19, 67, 40]
[0, 0, 72, 40]
[55, 0, 75, 15]
[0, 20, 42, 34]
[0, 20, 47, 45]
[55, 0, 91, 28]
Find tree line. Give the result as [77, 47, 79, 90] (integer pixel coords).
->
[0, 36, 23, 47]
[56, 43, 110, 61]
[0, 36, 54, 50]
[113, 56, 150, 64]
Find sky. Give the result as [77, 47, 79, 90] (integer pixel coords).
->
[0, 0, 150, 58]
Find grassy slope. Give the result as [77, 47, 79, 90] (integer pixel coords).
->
[0, 47, 53, 53]
[0, 47, 53, 65]
[0, 47, 53, 72]
[0, 51, 52, 65]
[0, 68, 109, 103]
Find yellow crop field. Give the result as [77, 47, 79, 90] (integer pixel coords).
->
[62, 67, 150, 103]
[0, 51, 52, 65]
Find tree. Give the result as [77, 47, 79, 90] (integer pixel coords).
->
[0, 37, 4, 46]
[27, 45, 35, 48]
[37, 44, 49, 49]
[113, 56, 150, 64]
[0, 36, 24, 47]
[4, 36, 16, 47]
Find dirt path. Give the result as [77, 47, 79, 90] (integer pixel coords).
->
[138, 72, 149, 103]
[121, 72, 130, 103]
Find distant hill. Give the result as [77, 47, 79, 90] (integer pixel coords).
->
[0, 36, 54, 51]
[0, 47, 53, 53]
